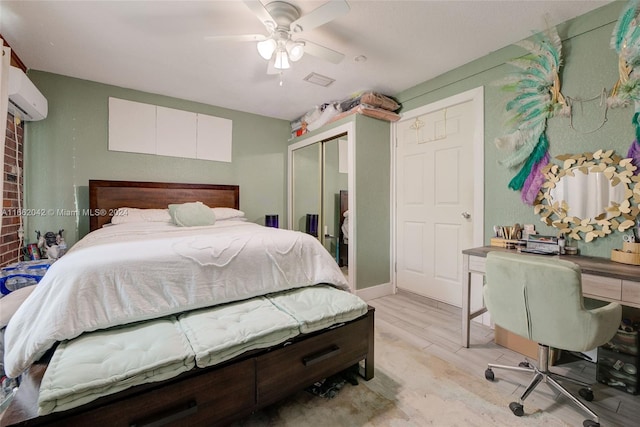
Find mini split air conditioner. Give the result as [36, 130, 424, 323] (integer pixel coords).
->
[7, 66, 48, 121]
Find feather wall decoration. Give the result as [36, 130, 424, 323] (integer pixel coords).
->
[609, 0, 640, 108]
[629, 138, 640, 170]
[609, 0, 640, 173]
[495, 25, 570, 205]
[521, 151, 550, 206]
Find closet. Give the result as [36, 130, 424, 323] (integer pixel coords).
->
[290, 132, 347, 264]
[288, 116, 391, 294]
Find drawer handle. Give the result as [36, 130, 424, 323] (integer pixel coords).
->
[303, 345, 341, 366]
[130, 400, 197, 427]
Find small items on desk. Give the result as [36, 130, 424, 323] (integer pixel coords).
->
[611, 241, 640, 266]
[564, 246, 579, 255]
[489, 237, 520, 249]
[612, 221, 640, 265]
[519, 235, 560, 255]
[490, 223, 524, 249]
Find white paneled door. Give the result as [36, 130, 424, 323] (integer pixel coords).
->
[395, 96, 478, 307]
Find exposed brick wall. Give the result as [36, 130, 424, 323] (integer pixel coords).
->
[1, 112, 24, 267]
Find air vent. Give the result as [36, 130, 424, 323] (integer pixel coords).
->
[303, 72, 335, 87]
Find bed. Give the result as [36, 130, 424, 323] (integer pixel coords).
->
[1, 180, 374, 426]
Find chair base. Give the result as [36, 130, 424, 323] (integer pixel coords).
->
[485, 345, 601, 427]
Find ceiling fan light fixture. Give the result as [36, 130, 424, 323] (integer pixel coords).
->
[287, 41, 305, 62]
[274, 49, 290, 70]
[257, 38, 277, 60]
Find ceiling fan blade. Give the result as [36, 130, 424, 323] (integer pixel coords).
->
[301, 39, 344, 64]
[290, 0, 350, 33]
[243, 0, 277, 31]
[205, 34, 267, 42]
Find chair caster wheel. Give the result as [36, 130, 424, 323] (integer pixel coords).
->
[583, 420, 600, 427]
[518, 361, 530, 368]
[509, 402, 524, 416]
[579, 388, 594, 401]
[485, 368, 495, 381]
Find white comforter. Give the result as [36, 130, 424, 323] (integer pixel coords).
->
[4, 221, 348, 378]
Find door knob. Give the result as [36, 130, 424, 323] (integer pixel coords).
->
[461, 211, 471, 219]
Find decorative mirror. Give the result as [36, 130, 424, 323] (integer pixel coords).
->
[534, 149, 640, 242]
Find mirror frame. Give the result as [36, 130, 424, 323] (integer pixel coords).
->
[534, 149, 640, 242]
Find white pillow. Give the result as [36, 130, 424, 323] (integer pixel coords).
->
[212, 207, 246, 221]
[169, 202, 216, 227]
[110, 208, 172, 225]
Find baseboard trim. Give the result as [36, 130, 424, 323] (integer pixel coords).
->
[395, 289, 462, 316]
[356, 282, 394, 301]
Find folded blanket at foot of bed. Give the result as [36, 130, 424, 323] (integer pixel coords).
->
[37, 285, 367, 415]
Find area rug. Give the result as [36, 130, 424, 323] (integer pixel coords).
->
[232, 329, 570, 426]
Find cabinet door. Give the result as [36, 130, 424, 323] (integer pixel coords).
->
[156, 106, 197, 158]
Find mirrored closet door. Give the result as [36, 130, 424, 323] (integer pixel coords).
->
[288, 125, 353, 290]
[322, 136, 348, 265]
[291, 143, 321, 235]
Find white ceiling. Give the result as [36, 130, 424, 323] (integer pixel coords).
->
[0, 0, 613, 121]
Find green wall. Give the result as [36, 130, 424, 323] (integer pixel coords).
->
[396, 1, 632, 258]
[354, 115, 391, 288]
[23, 71, 290, 246]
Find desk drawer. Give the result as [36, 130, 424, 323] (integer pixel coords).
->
[582, 274, 621, 300]
[622, 280, 640, 306]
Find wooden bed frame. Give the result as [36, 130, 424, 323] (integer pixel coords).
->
[2, 180, 374, 427]
[88, 180, 240, 231]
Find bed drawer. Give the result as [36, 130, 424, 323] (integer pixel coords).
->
[4, 359, 256, 427]
[256, 314, 370, 407]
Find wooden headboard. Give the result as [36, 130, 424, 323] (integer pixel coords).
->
[89, 180, 240, 231]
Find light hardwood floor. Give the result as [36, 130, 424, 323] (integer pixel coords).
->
[369, 290, 640, 427]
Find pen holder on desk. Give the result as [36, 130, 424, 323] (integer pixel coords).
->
[611, 242, 640, 266]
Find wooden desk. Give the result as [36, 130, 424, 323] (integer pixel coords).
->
[461, 246, 640, 348]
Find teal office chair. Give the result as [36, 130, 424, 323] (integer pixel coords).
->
[483, 251, 621, 427]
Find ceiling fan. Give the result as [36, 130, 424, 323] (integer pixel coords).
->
[207, 0, 350, 72]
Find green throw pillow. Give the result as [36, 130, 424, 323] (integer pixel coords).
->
[168, 202, 216, 227]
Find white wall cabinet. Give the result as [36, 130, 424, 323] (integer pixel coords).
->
[108, 98, 156, 155]
[156, 106, 197, 159]
[108, 97, 232, 162]
[196, 114, 233, 162]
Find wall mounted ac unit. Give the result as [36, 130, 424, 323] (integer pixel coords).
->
[7, 66, 48, 121]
